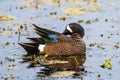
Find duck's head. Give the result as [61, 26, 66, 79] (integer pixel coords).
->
[63, 23, 85, 37]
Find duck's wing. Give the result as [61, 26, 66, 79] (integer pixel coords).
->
[27, 37, 45, 44]
[33, 24, 60, 36]
[29, 24, 67, 43]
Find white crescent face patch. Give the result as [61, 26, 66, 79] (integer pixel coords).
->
[66, 25, 73, 33]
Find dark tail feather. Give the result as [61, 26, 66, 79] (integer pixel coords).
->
[27, 38, 45, 44]
[18, 42, 39, 55]
[32, 24, 59, 34]
[34, 28, 50, 35]
[34, 29, 49, 39]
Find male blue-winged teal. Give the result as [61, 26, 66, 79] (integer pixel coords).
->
[18, 23, 86, 56]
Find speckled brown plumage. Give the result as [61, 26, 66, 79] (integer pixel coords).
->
[41, 33, 86, 56]
[19, 23, 86, 56]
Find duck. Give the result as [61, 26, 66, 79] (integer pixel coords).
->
[18, 23, 86, 56]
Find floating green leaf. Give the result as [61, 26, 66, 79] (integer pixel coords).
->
[100, 59, 112, 70]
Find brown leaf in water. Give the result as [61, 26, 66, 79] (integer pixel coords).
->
[63, 8, 84, 15]
[0, 14, 15, 20]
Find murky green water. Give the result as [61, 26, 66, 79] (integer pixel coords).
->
[0, 0, 120, 80]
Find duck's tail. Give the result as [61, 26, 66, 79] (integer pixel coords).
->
[18, 42, 39, 55]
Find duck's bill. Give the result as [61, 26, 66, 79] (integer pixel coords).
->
[62, 29, 71, 35]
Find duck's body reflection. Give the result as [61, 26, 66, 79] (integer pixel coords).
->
[20, 53, 86, 78]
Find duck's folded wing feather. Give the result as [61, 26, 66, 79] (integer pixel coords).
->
[27, 38, 45, 44]
[32, 24, 67, 42]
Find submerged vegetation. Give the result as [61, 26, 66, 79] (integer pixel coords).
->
[100, 59, 112, 70]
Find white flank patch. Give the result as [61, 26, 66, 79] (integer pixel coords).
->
[38, 44, 46, 52]
[66, 25, 73, 33]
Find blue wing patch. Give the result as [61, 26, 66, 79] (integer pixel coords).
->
[48, 34, 58, 42]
